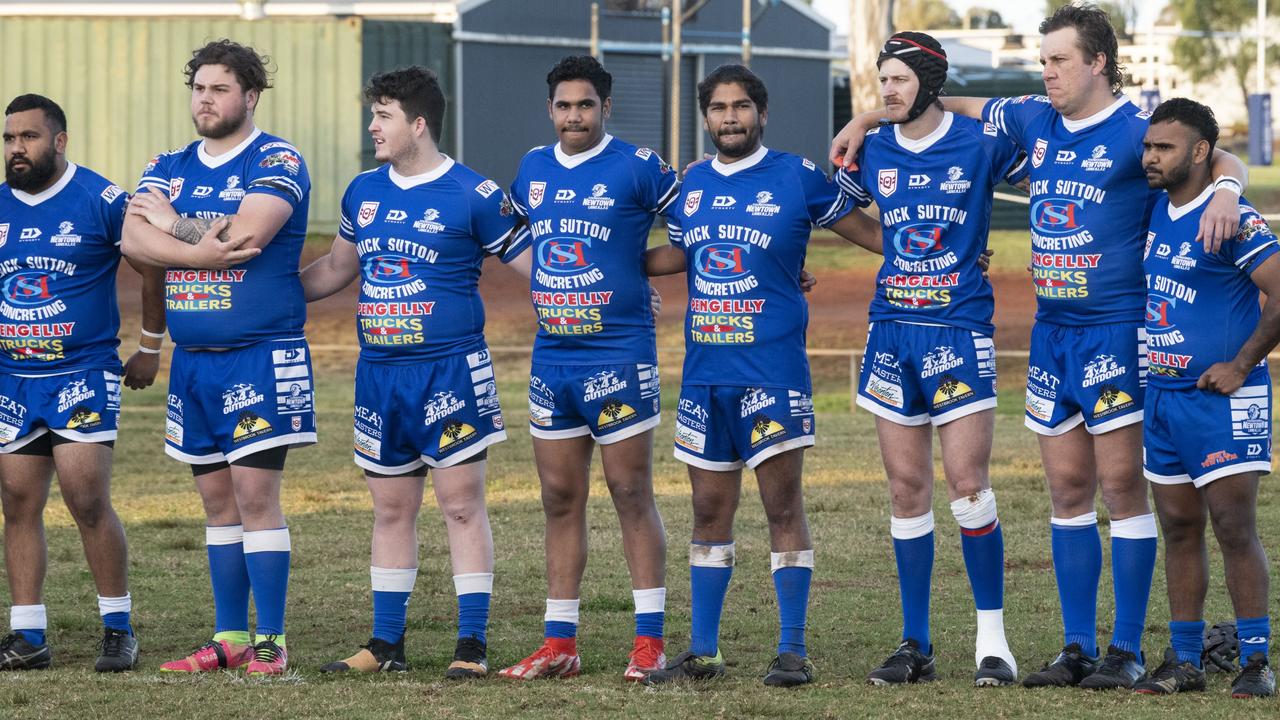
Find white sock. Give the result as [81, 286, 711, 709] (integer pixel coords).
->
[10, 604, 46, 631]
[976, 608, 1016, 673]
[545, 598, 580, 625]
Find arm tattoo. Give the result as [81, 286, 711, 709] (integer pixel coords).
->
[171, 215, 236, 244]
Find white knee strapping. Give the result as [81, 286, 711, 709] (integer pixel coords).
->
[205, 524, 244, 546]
[1050, 511, 1098, 528]
[1110, 513, 1157, 539]
[890, 511, 935, 540]
[689, 542, 736, 567]
[950, 489, 998, 529]
[544, 598, 580, 624]
[371, 566, 418, 593]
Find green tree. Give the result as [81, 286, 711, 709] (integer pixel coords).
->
[894, 0, 962, 30]
[1043, 0, 1137, 37]
[1169, 0, 1279, 108]
[965, 7, 1009, 28]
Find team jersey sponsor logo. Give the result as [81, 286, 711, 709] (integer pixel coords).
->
[674, 422, 706, 453]
[983, 123, 999, 137]
[438, 420, 477, 452]
[1232, 389, 1269, 439]
[554, 189, 576, 203]
[933, 374, 975, 409]
[789, 390, 814, 417]
[51, 221, 81, 248]
[0, 393, 25, 443]
[583, 183, 615, 210]
[143, 155, 162, 173]
[1054, 150, 1077, 164]
[384, 209, 408, 223]
[3, 269, 66, 316]
[529, 375, 555, 427]
[18, 227, 40, 242]
[475, 179, 500, 198]
[232, 411, 272, 443]
[1170, 242, 1197, 270]
[597, 399, 637, 430]
[1144, 231, 1157, 259]
[169, 178, 184, 200]
[56, 379, 96, 413]
[424, 391, 467, 425]
[740, 388, 776, 418]
[878, 168, 898, 197]
[354, 425, 381, 459]
[259, 150, 302, 175]
[0, 224, 8, 248]
[1082, 354, 1126, 387]
[1092, 385, 1134, 418]
[101, 185, 124, 203]
[357, 201, 380, 228]
[749, 414, 786, 447]
[191, 185, 214, 198]
[1025, 390, 1056, 422]
[528, 181, 547, 209]
[921, 346, 963, 378]
[65, 406, 102, 430]
[279, 381, 311, 412]
[940, 166, 971, 194]
[635, 147, 653, 160]
[1031, 197, 1086, 236]
[583, 370, 626, 402]
[1082, 144, 1113, 172]
[1031, 138, 1048, 168]
[219, 175, 244, 202]
[908, 174, 931, 189]
[1248, 442, 1267, 457]
[222, 383, 265, 415]
[802, 158, 817, 171]
[684, 190, 703, 216]
[1238, 214, 1272, 242]
[678, 398, 709, 431]
[413, 209, 445, 233]
[694, 243, 751, 280]
[1202, 450, 1239, 468]
[711, 195, 736, 209]
[746, 191, 780, 217]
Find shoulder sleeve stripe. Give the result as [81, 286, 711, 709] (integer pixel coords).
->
[835, 171, 871, 204]
[988, 98, 1010, 134]
[653, 178, 681, 214]
[1004, 153, 1029, 183]
[248, 176, 304, 202]
[1236, 240, 1279, 269]
[815, 193, 849, 228]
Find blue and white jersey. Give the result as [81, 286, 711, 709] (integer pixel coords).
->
[1143, 188, 1278, 389]
[511, 134, 679, 365]
[668, 146, 850, 390]
[984, 95, 1159, 326]
[0, 163, 127, 374]
[136, 128, 311, 349]
[837, 113, 1025, 334]
[338, 158, 526, 364]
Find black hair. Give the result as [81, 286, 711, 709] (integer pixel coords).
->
[697, 64, 768, 116]
[185, 39, 273, 93]
[4, 94, 67, 134]
[1039, 3, 1125, 94]
[546, 55, 612, 101]
[364, 66, 447, 143]
[1149, 97, 1219, 154]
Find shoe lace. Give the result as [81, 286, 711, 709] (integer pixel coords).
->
[253, 636, 283, 663]
[454, 636, 485, 661]
[978, 657, 1004, 671]
[98, 628, 129, 654]
[1147, 659, 1178, 681]
[879, 645, 916, 670]
[1097, 650, 1132, 674]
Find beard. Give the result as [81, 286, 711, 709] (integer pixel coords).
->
[710, 125, 761, 159]
[1147, 157, 1193, 190]
[193, 105, 249, 140]
[5, 148, 58, 192]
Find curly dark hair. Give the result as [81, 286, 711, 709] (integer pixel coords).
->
[363, 66, 447, 143]
[5, 94, 67, 134]
[1039, 3, 1125, 94]
[1149, 97, 1219, 154]
[697, 64, 768, 116]
[184, 39, 273, 94]
[546, 55, 612, 101]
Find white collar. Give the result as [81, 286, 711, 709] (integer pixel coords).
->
[197, 127, 262, 168]
[894, 112, 954, 154]
[554, 134, 612, 169]
[10, 162, 77, 207]
[1166, 183, 1216, 222]
[1062, 96, 1129, 133]
[388, 156, 455, 189]
[712, 144, 768, 176]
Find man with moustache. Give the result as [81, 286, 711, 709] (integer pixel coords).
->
[0, 94, 162, 672]
[123, 39, 313, 676]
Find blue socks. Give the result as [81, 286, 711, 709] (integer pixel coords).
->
[98, 594, 133, 635]
[370, 566, 417, 644]
[1170, 620, 1205, 667]
[689, 541, 735, 657]
[454, 573, 493, 644]
[544, 598, 580, 639]
[206, 525, 251, 635]
[633, 587, 666, 639]
[1050, 514, 1102, 656]
[1238, 616, 1271, 662]
[952, 492, 1004, 611]
[1109, 514, 1157, 654]
[242, 528, 291, 637]
[890, 513, 935, 649]
[772, 551, 814, 656]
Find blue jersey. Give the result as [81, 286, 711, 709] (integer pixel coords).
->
[984, 95, 1159, 326]
[1143, 188, 1278, 389]
[0, 163, 127, 374]
[838, 113, 1025, 334]
[511, 135, 679, 365]
[338, 159, 526, 364]
[668, 146, 850, 390]
[136, 128, 311, 349]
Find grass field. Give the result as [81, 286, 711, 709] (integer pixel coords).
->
[4, 170, 1280, 717]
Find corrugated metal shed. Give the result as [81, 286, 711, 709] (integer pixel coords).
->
[0, 17, 367, 232]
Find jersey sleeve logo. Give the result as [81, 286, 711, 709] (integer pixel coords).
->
[169, 178, 184, 200]
[475, 179, 500, 198]
[1031, 138, 1048, 168]
[357, 201, 380, 228]
[100, 185, 124, 203]
[0, 224, 9, 249]
[528, 181, 546, 209]
[877, 168, 897, 197]
[684, 190, 703, 216]
[635, 147, 653, 160]
[259, 150, 302, 175]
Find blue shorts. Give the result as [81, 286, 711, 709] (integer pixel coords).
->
[0, 369, 120, 451]
[673, 385, 814, 471]
[1145, 380, 1273, 487]
[165, 338, 317, 464]
[856, 321, 997, 426]
[353, 347, 506, 474]
[528, 362, 661, 444]
[1025, 321, 1146, 436]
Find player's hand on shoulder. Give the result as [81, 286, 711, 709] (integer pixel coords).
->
[1198, 189, 1240, 253]
[127, 187, 181, 231]
[1196, 360, 1249, 395]
[683, 153, 713, 177]
[830, 111, 879, 170]
[123, 349, 160, 390]
[190, 219, 260, 269]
